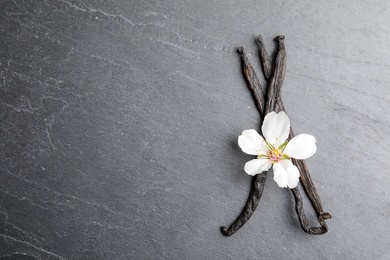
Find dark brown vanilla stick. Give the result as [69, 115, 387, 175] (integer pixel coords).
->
[291, 187, 329, 234]
[260, 36, 330, 234]
[221, 37, 286, 236]
[221, 172, 267, 236]
[263, 35, 286, 114]
[293, 158, 332, 221]
[236, 47, 266, 118]
[256, 35, 332, 225]
[256, 35, 272, 80]
[220, 47, 267, 237]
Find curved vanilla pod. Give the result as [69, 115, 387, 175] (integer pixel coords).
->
[221, 47, 267, 236]
[221, 36, 286, 236]
[257, 35, 331, 234]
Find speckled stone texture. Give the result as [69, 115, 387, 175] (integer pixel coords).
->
[0, 0, 389, 259]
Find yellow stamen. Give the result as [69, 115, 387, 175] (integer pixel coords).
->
[258, 140, 290, 163]
[268, 148, 282, 164]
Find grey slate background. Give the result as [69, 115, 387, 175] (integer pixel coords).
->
[0, 0, 389, 259]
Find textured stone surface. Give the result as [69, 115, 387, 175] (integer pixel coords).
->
[0, 0, 389, 259]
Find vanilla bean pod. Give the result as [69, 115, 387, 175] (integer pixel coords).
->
[292, 148, 332, 220]
[261, 36, 329, 234]
[220, 47, 267, 237]
[237, 47, 265, 118]
[221, 36, 286, 236]
[256, 35, 332, 231]
[292, 158, 332, 221]
[291, 187, 329, 234]
[221, 172, 267, 236]
[263, 35, 286, 114]
[256, 35, 272, 80]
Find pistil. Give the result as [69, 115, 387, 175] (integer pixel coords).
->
[268, 149, 282, 163]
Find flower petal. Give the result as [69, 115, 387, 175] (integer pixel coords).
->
[273, 161, 300, 188]
[244, 158, 272, 176]
[272, 162, 288, 188]
[238, 129, 267, 155]
[283, 134, 317, 160]
[280, 160, 300, 188]
[261, 111, 290, 147]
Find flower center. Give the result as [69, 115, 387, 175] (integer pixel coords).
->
[257, 140, 290, 162]
[268, 148, 282, 164]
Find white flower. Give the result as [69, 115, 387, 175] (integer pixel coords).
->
[238, 111, 317, 189]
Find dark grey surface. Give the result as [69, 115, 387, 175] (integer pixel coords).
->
[0, 0, 389, 259]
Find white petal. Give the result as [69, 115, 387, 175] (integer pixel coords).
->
[283, 134, 317, 160]
[244, 158, 272, 176]
[261, 111, 290, 147]
[280, 160, 300, 188]
[273, 161, 300, 188]
[272, 162, 288, 188]
[238, 129, 267, 155]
